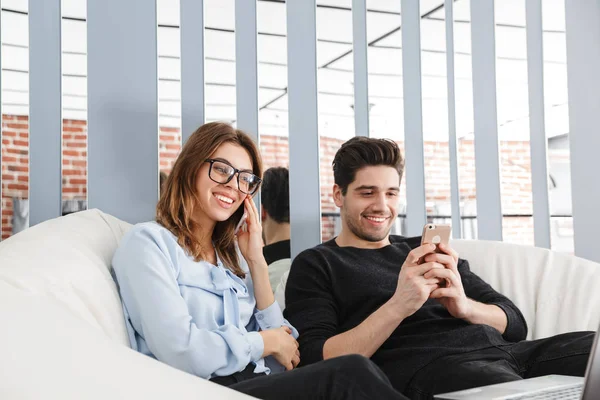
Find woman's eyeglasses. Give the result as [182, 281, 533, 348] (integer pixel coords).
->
[205, 159, 262, 195]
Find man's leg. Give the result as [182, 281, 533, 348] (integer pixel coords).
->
[402, 348, 522, 400]
[229, 354, 409, 400]
[506, 331, 594, 378]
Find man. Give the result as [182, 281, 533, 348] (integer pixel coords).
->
[261, 167, 291, 289]
[284, 137, 593, 399]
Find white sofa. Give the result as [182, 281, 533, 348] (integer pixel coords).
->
[1, 209, 599, 399]
[0, 209, 253, 399]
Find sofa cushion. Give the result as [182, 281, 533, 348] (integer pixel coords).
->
[0, 209, 133, 346]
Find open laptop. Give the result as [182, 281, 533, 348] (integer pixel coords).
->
[434, 326, 600, 400]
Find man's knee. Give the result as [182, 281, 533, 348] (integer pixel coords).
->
[326, 354, 386, 379]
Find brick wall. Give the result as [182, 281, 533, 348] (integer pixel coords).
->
[262, 136, 540, 244]
[1, 115, 181, 240]
[0, 116, 566, 248]
[1, 115, 29, 240]
[62, 119, 88, 198]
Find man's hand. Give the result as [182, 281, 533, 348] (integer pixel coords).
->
[424, 243, 472, 319]
[390, 243, 445, 318]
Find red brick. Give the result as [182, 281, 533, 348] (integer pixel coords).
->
[72, 160, 87, 167]
[7, 183, 28, 191]
[63, 169, 83, 176]
[74, 135, 87, 141]
[17, 176, 28, 183]
[1, 174, 13, 181]
[63, 187, 79, 193]
[160, 127, 180, 133]
[1, 156, 17, 163]
[6, 148, 28, 155]
[7, 165, 28, 173]
[69, 178, 87, 185]
[64, 119, 87, 126]
[6, 123, 28, 130]
[2, 130, 16, 137]
[165, 143, 181, 151]
[65, 142, 86, 148]
[19, 132, 29, 139]
[63, 126, 84, 133]
[63, 150, 80, 157]
[13, 140, 28, 147]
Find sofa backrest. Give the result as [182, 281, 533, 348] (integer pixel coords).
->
[451, 239, 600, 340]
[0, 209, 133, 346]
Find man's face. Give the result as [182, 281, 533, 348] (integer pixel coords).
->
[334, 165, 401, 244]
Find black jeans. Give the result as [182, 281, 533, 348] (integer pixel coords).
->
[401, 331, 594, 400]
[211, 354, 409, 400]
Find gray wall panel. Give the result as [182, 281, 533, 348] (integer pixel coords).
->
[445, 0, 462, 238]
[29, 0, 62, 226]
[352, 0, 369, 137]
[470, 0, 503, 241]
[565, 0, 600, 262]
[235, 0, 259, 143]
[87, 0, 158, 224]
[525, 0, 551, 249]
[287, 0, 321, 259]
[181, 0, 205, 143]
[401, 0, 427, 236]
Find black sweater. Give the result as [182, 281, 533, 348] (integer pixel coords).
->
[283, 235, 528, 391]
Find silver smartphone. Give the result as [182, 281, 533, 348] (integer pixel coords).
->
[234, 213, 247, 234]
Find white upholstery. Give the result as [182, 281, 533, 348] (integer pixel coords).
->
[450, 239, 600, 340]
[274, 270, 289, 311]
[0, 209, 254, 399]
[268, 258, 291, 295]
[275, 239, 600, 340]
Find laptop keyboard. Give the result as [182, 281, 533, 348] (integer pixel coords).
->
[503, 384, 583, 400]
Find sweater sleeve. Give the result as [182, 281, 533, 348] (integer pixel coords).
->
[459, 258, 528, 342]
[283, 249, 338, 366]
[112, 227, 264, 379]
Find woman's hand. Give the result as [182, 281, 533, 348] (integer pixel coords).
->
[259, 326, 300, 371]
[236, 196, 266, 267]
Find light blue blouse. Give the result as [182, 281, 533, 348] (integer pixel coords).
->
[112, 222, 298, 379]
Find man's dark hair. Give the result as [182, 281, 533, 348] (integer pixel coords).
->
[332, 136, 404, 195]
[261, 167, 290, 223]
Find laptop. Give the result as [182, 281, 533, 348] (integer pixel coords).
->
[434, 327, 600, 400]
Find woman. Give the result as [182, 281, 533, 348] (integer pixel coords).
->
[112, 122, 407, 399]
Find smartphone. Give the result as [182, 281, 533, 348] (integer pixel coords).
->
[420, 223, 451, 253]
[234, 212, 247, 235]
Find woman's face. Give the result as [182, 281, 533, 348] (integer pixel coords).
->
[194, 142, 254, 224]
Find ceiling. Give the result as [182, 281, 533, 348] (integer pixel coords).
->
[1, 0, 571, 141]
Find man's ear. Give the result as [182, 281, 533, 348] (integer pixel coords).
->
[261, 207, 267, 221]
[333, 184, 344, 208]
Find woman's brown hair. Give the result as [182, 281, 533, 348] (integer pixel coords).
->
[156, 122, 263, 278]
